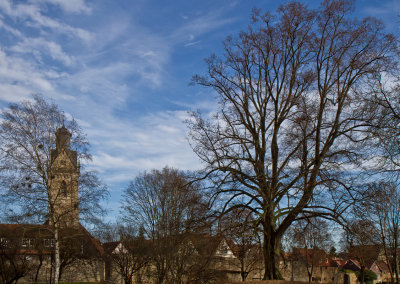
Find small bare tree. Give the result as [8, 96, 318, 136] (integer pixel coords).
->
[103, 226, 151, 284]
[344, 219, 380, 284]
[220, 209, 262, 281]
[0, 236, 35, 284]
[291, 219, 333, 282]
[121, 167, 210, 284]
[361, 182, 400, 284]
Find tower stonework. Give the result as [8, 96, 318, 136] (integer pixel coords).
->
[49, 126, 80, 228]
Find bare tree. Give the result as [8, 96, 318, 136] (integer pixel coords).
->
[56, 227, 104, 281]
[363, 78, 400, 173]
[220, 209, 262, 281]
[0, 95, 108, 284]
[361, 182, 400, 284]
[121, 167, 210, 284]
[363, 77, 400, 284]
[0, 235, 35, 284]
[103, 226, 151, 284]
[291, 219, 333, 282]
[188, 0, 397, 279]
[344, 219, 380, 284]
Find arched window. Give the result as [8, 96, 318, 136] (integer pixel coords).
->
[61, 181, 67, 197]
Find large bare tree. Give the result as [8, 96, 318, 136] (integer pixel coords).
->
[0, 95, 108, 284]
[188, 0, 397, 279]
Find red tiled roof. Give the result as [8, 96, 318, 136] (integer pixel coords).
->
[0, 223, 52, 231]
[341, 259, 361, 271]
[332, 259, 348, 268]
[0, 223, 104, 257]
[291, 247, 328, 264]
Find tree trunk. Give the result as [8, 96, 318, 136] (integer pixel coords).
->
[262, 226, 282, 280]
[240, 260, 248, 281]
[393, 229, 399, 284]
[155, 258, 166, 284]
[395, 252, 399, 284]
[360, 266, 365, 284]
[307, 265, 313, 283]
[124, 276, 133, 284]
[34, 256, 43, 283]
[53, 224, 60, 284]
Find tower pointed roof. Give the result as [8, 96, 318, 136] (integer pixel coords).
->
[51, 126, 77, 170]
[55, 125, 71, 150]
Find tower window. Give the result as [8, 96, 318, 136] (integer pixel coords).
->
[61, 181, 67, 197]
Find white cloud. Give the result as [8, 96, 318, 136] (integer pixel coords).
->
[10, 37, 74, 66]
[0, 50, 55, 98]
[184, 41, 201, 47]
[361, 1, 400, 32]
[171, 9, 236, 44]
[0, 0, 93, 43]
[0, 84, 31, 102]
[0, 18, 23, 37]
[58, 62, 132, 107]
[32, 0, 92, 14]
[84, 17, 172, 89]
[0, 0, 231, 191]
[362, 1, 399, 16]
[82, 108, 202, 185]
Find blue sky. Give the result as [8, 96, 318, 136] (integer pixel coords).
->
[0, 0, 399, 220]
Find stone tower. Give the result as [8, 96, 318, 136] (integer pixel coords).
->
[49, 126, 80, 228]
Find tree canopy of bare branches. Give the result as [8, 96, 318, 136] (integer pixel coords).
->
[188, 0, 398, 279]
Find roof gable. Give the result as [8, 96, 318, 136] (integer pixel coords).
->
[215, 239, 236, 258]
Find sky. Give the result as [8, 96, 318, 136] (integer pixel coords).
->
[0, 0, 399, 221]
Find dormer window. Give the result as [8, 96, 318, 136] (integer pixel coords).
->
[43, 238, 55, 247]
[22, 238, 34, 248]
[61, 181, 67, 197]
[0, 238, 9, 247]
